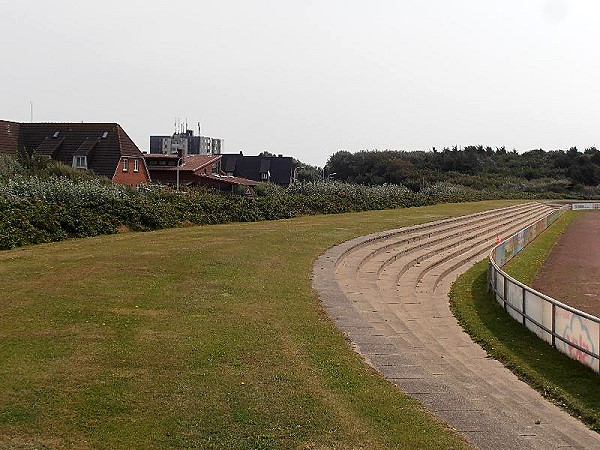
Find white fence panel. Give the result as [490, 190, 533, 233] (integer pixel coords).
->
[506, 278, 523, 321]
[495, 275, 505, 307]
[524, 291, 552, 342]
[488, 203, 600, 374]
[571, 203, 600, 210]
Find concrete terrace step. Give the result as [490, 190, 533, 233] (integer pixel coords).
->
[352, 206, 553, 332]
[313, 202, 600, 449]
[330, 207, 556, 380]
[343, 204, 552, 295]
[334, 203, 539, 272]
[342, 203, 547, 276]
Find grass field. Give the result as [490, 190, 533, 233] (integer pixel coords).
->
[450, 210, 600, 433]
[0, 200, 527, 450]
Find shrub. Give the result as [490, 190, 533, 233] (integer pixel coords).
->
[0, 176, 562, 251]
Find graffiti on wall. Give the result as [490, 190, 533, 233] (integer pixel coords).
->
[555, 309, 599, 372]
[492, 209, 563, 267]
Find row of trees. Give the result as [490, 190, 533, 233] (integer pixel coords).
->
[5, 144, 599, 198]
[324, 146, 600, 194]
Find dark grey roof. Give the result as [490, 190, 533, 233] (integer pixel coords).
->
[259, 158, 271, 173]
[219, 154, 296, 186]
[223, 156, 238, 173]
[73, 138, 98, 157]
[17, 123, 143, 178]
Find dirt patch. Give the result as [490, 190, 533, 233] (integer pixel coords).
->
[116, 224, 131, 233]
[533, 211, 600, 318]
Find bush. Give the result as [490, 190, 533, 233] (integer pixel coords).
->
[0, 176, 562, 251]
[0, 154, 26, 183]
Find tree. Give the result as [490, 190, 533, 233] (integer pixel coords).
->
[326, 151, 358, 182]
[295, 164, 322, 183]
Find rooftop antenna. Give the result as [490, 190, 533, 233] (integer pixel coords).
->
[198, 122, 201, 136]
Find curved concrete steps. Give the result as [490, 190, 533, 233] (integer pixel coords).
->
[313, 202, 600, 449]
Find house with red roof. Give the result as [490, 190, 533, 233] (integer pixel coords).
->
[144, 153, 258, 193]
[0, 120, 150, 187]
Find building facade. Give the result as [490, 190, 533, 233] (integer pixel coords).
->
[0, 120, 150, 187]
[150, 129, 223, 157]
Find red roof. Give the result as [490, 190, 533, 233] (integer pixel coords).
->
[0, 120, 21, 155]
[197, 173, 259, 186]
[144, 154, 221, 172]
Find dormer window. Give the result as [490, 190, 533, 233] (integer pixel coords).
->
[73, 155, 87, 169]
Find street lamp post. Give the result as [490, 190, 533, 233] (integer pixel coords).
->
[176, 157, 183, 191]
[293, 165, 303, 184]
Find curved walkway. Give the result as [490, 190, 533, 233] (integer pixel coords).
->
[313, 202, 600, 449]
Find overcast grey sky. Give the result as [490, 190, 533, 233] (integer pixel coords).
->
[2, 1, 599, 167]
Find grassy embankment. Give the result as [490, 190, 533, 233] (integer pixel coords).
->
[450, 210, 600, 433]
[0, 200, 525, 450]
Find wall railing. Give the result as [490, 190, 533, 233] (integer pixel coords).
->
[488, 204, 600, 373]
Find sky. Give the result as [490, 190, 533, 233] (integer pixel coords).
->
[2, 0, 600, 167]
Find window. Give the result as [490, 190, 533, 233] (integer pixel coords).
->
[123, 158, 129, 172]
[73, 155, 87, 169]
[134, 159, 139, 172]
[52, 131, 60, 139]
[261, 172, 268, 181]
[101, 131, 109, 139]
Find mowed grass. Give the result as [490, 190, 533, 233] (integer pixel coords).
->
[450, 210, 600, 433]
[0, 200, 523, 449]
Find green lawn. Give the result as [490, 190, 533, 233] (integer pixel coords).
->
[0, 200, 524, 449]
[450, 210, 600, 433]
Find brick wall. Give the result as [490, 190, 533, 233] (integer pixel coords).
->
[112, 157, 150, 187]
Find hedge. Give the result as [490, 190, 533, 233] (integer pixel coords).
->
[0, 176, 557, 250]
